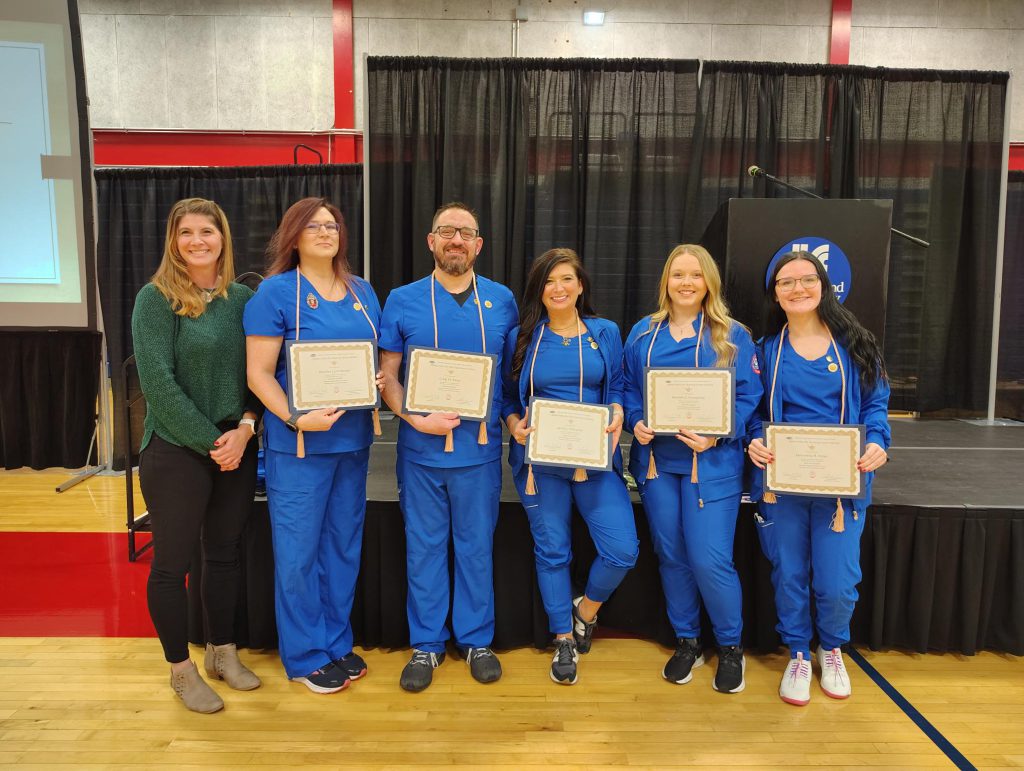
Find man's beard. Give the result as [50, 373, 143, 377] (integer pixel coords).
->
[435, 249, 472, 276]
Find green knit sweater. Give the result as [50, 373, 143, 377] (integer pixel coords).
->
[131, 282, 257, 455]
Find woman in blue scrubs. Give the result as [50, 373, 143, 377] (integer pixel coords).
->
[623, 244, 762, 694]
[504, 248, 638, 685]
[748, 251, 890, 707]
[245, 197, 382, 695]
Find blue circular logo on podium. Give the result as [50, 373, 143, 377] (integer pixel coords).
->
[765, 237, 852, 304]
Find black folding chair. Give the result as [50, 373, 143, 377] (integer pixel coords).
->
[122, 355, 152, 562]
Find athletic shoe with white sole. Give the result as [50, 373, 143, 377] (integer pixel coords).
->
[571, 596, 598, 654]
[291, 662, 349, 694]
[550, 638, 579, 685]
[713, 645, 746, 693]
[663, 637, 704, 684]
[333, 651, 367, 681]
[816, 645, 852, 699]
[779, 652, 812, 706]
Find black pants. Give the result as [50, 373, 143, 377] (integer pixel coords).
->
[139, 433, 257, 663]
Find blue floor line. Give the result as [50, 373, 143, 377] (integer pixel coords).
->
[847, 646, 977, 771]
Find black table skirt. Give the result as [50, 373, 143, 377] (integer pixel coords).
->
[189, 501, 1024, 656]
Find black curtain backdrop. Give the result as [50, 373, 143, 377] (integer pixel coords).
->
[685, 62, 1008, 415]
[95, 164, 363, 466]
[999, 172, 1024, 420]
[366, 56, 700, 332]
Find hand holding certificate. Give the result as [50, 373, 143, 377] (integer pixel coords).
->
[764, 423, 865, 499]
[285, 339, 379, 413]
[525, 397, 614, 472]
[644, 367, 735, 436]
[403, 346, 497, 423]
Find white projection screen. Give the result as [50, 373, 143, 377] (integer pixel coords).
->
[0, 0, 95, 328]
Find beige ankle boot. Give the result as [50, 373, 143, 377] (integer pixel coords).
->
[204, 643, 261, 691]
[170, 661, 224, 713]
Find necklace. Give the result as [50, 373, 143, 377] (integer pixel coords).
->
[549, 319, 586, 346]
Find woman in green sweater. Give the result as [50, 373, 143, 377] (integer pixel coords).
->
[131, 198, 262, 713]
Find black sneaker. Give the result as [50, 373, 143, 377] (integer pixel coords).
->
[663, 637, 704, 684]
[457, 646, 502, 684]
[333, 651, 367, 681]
[713, 645, 746, 693]
[291, 662, 349, 694]
[550, 638, 579, 685]
[571, 596, 598, 654]
[399, 649, 445, 693]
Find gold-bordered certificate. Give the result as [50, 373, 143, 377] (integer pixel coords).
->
[524, 397, 613, 471]
[644, 367, 735, 436]
[765, 422, 865, 499]
[403, 346, 498, 422]
[284, 339, 379, 413]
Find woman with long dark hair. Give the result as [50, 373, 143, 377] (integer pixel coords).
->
[623, 244, 762, 693]
[503, 248, 638, 685]
[132, 198, 261, 713]
[244, 197, 382, 694]
[748, 251, 890, 706]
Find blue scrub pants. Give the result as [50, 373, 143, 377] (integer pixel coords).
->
[397, 457, 502, 653]
[755, 495, 865, 658]
[513, 467, 639, 634]
[265, 447, 369, 678]
[638, 471, 742, 646]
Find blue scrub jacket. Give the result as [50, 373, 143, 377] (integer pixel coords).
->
[748, 332, 892, 514]
[622, 314, 763, 505]
[502, 316, 625, 477]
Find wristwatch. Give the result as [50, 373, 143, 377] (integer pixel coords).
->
[238, 417, 257, 435]
[285, 412, 302, 432]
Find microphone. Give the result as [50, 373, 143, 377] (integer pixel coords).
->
[747, 165, 765, 178]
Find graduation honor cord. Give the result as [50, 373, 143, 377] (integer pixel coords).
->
[428, 271, 490, 452]
[292, 268, 382, 459]
[764, 322, 851, 532]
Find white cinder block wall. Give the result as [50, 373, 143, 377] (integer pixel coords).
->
[78, 0, 1024, 140]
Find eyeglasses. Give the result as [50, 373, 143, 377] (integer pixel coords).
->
[304, 222, 341, 234]
[433, 225, 479, 240]
[775, 274, 821, 292]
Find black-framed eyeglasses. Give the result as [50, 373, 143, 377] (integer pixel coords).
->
[775, 274, 821, 292]
[433, 225, 479, 240]
[304, 222, 342, 234]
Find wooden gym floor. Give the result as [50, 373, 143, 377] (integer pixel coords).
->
[0, 468, 1021, 769]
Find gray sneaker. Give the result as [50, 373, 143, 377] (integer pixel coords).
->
[572, 596, 598, 653]
[457, 645, 502, 684]
[399, 649, 445, 693]
[550, 638, 579, 685]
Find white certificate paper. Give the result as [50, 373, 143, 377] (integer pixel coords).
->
[765, 423, 865, 499]
[525, 397, 613, 471]
[645, 367, 735, 436]
[403, 346, 497, 422]
[285, 339, 379, 412]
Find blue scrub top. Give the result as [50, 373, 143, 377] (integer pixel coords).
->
[530, 333, 604, 404]
[378, 273, 518, 468]
[243, 269, 382, 455]
[779, 337, 843, 424]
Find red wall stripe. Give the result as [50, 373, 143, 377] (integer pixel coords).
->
[829, 0, 852, 65]
[333, 0, 355, 130]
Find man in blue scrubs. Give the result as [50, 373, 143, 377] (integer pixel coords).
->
[379, 202, 519, 692]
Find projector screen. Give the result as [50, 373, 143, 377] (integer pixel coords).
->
[0, 0, 95, 328]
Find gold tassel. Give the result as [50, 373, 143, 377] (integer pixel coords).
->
[477, 421, 488, 445]
[526, 464, 537, 495]
[690, 455, 699, 484]
[372, 408, 382, 437]
[444, 430, 454, 453]
[762, 491, 777, 504]
[830, 497, 845, 533]
[573, 467, 589, 483]
[646, 449, 659, 480]
[296, 430, 306, 459]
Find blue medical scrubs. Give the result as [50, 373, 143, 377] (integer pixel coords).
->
[505, 317, 638, 635]
[243, 270, 381, 678]
[750, 333, 891, 658]
[378, 274, 518, 653]
[623, 314, 762, 647]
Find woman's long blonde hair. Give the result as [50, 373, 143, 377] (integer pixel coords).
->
[649, 244, 738, 367]
[151, 198, 236, 318]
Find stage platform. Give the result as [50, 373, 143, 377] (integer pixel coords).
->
[187, 418, 1024, 658]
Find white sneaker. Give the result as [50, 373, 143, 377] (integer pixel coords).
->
[817, 646, 852, 699]
[779, 652, 811, 706]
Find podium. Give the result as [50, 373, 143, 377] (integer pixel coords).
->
[700, 198, 893, 344]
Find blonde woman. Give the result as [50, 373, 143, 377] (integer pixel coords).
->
[131, 198, 261, 713]
[622, 244, 762, 693]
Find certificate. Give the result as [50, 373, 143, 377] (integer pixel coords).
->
[765, 423, 865, 499]
[524, 397, 614, 472]
[403, 346, 497, 422]
[644, 367, 735, 436]
[284, 339, 379, 413]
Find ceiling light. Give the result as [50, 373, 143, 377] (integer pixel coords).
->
[583, 10, 605, 26]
